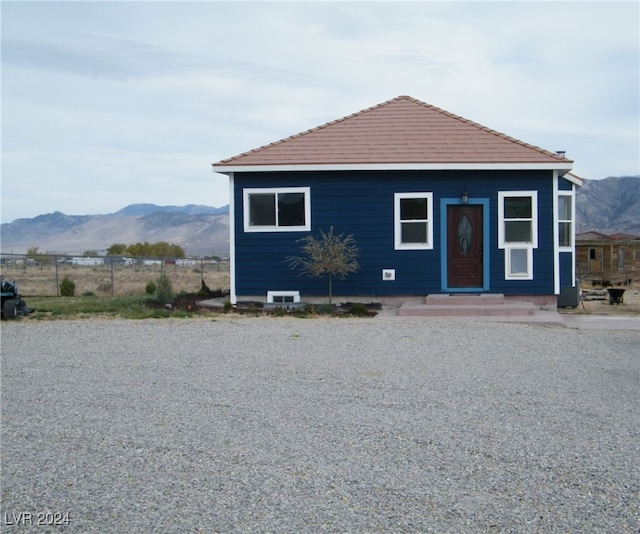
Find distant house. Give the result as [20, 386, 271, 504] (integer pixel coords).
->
[576, 231, 640, 285]
[104, 256, 135, 266]
[60, 257, 104, 266]
[212, 96, 580, 306]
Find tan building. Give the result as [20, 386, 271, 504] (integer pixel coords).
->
[576, 232, 640, 286]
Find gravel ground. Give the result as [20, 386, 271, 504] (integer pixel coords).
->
[1, 317, 639, 533]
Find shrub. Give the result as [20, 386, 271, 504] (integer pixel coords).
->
[59, 276, 76, 297]
[145, 281, 156, 295]
[196, 279, 211, 297]
[96, 281, 112, 293]
[154, 273, 173, 305]
[314, 304, 336, 316]
[223, 301, 232, 313]
[286, 227, 359, 304]
[348, 303, 370, 316]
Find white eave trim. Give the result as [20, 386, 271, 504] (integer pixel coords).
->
[212, 162, 574, 175]
[563, 172, 584, 187]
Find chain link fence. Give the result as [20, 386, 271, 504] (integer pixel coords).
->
[0, 253, 230, 297]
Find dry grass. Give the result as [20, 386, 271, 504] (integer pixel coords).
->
[0, 262, 230, 297]
[560, 283, 640, 317]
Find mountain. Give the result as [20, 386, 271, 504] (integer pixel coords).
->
[114, 203, 229, 216]
[1, 176, 638, 256]
[575, 176, 640, 235]
[1, 204, 230, 256]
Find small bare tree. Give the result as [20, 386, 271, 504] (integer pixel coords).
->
[286, 227, 360, 304]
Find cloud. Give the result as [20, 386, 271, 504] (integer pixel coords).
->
[2, 33, 311, 84]
[1, 1, 638, 223]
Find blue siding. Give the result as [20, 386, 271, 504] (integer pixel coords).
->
[558, 177, 573, 191]
[559, 252, 575, 288]
[233, 170, 557, 298]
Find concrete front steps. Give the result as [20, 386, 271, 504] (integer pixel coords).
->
[396, 293, 566, 326]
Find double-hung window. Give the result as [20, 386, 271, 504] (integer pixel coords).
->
[243, 187, 311, 232]
[394, 193, 433, 250]
[557, 193, 573, 249]
[498, 191, 538, 280]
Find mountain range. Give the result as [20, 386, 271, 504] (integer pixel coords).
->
[1, 176, 638, 256]
[575, 176, 640, 235]
[1, 204, 230, 256]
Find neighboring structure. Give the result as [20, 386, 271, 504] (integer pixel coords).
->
[212, 96, 581, 306]
[576, 231, 640, 286]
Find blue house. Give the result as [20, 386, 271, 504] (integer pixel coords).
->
[213, 96, 581, 308]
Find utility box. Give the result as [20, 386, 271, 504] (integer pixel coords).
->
[558, 284, 580, 308]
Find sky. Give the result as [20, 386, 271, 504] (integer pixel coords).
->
[1, 1, 639, 224]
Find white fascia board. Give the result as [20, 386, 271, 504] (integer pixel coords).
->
[562, 173, 583, 186]
[212, 162, 574, 175]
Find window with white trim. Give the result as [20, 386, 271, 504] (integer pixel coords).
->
[394, 192, 433, 250]
[243, 187, 310, 232]
[557, 193, 573, 248]
[267, 291, 301, 304]
[506, 247, 532, 278]
[498, 191, 538, 280]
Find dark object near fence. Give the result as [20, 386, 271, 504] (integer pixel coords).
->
[607, 288, 625, 305]
[1, 276, 34, 319]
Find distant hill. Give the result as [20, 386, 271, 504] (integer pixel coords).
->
[575, 176, 640, 235]
[0, 204, 230, 256]
[114, 203, 229, 217]
[1, 176, 638, 256]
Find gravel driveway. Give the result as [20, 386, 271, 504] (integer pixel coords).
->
[1, 317, 639, 533]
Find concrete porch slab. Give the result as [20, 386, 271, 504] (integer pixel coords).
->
[424, 293, 505, 305]
[378, 305, 567, 326]
[398, 300, 537, 317]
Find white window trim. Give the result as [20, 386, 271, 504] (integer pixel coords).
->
[394, 192, 434, 250]
[498, 191, 538, 248]
[557, 191, 574, 251]
[243, 187, 311, 232]
[504, 247, 534, 280]
[498, 191, 538, 280]
[267, 291, 301, 304]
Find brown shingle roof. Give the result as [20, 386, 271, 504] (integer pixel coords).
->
[213, 96, 573, 170]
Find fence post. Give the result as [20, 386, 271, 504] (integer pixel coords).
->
[55, 255, 60, 296]
[111, 260, 115, 295]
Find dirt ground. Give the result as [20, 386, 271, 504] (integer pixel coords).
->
[559, 284, 640, 317]
[0, 262, 230, 297]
